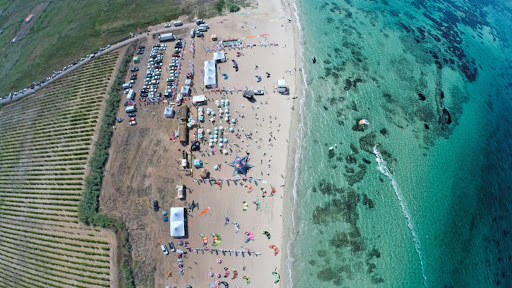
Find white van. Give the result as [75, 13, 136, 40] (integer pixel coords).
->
[122, 83, 132, 89]
[125, 106, 136, 113]
[190, 29, 195, 38]
[173, 21, 183, 27]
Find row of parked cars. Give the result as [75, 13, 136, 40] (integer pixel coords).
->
[141, 44, 167, 100]
[166, 39, 186, 101]
[5, 44, 113, 99]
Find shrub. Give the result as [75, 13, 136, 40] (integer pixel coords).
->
[228, 3, 240, 12]
[216, 0, 226, 13]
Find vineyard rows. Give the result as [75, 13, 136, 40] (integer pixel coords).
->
[0, 50, 121, 288]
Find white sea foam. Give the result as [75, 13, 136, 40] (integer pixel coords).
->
[373, 145, 429, 288]
[287, 1, 307, 287]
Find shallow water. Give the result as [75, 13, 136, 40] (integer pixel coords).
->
[290, 0, 512, 286]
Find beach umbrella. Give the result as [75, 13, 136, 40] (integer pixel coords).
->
[219, 126, 224, 130]
[221, 99, 225, 106]
[223, 149, 228, 155]
[214, 134, 218, 139]
[269, 245, 279, 256]
[209, 272, 214, 277]
[162, 211, 167, 216]
[207, 129, 211, 134]
[215, 273, 221, 278]
[215, 280, 220, 285]
[210, 143, 214, 147]
[231, 119, 236, 124]
[216, 258, 222, 264]
[272, 272, 280, 283]
[229, 127, 234, 132]
[219, 143, 224, 148]
[215, 130, 219, 135]
[199, 133, 203, 139]
[198, 129, 204, 134]
[223, 138, 228, 143]
[214, 165, 219, 170]
[199, 207, 210, 216]
[225, 116, 229, 121]
[210, 135, 214, 139]
[219, 109, 223, 114]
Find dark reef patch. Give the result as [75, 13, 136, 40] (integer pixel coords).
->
[418, 93, 426, 101]
[359, 132, 377, 153]
[310, 180, 383, 285]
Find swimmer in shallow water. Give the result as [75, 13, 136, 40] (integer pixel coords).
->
[312, 57, 316, 64]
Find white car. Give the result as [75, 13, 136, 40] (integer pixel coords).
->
[161, 244, 169, 255]
[129, 121, 137, 126]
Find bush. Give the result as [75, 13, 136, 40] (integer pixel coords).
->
[228, 3, 240, 12]
[78, 47, 134, 227]
[216, 0, 226, 13]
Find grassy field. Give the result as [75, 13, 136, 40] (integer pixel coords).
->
[0, 50, 121, 287]
[0, 0, 188, 96]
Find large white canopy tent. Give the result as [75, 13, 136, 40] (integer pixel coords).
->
[203, 61, 217, 88]
[170, 221, 185, 237]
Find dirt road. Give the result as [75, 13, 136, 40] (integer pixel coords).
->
[0, 23, 194, 105]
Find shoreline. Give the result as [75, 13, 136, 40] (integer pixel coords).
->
[279, 0, 305, 286]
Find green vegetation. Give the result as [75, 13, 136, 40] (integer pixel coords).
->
[214, 0, 242, 13]
[78, 47, 133, 228]
[0, 0, 184, 96]
[0, 48, 120, 287]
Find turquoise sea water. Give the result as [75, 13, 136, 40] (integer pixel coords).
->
[290, 0, 512, 287]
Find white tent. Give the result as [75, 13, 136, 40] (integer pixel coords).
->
[204, 60, 216, 70]
[180, 86, 191, 96]
[170, 221, 185, 237]
[203, 60, 217, 88]
[213, 51, 226, 63]
[170, 207, 185, 222]
[185, 79, 192, 86]
[204, 76, 216, 88]
[164, 107, 175, 118]
[192, 95, 207, 105]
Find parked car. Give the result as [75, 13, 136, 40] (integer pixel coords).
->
[161, 244, 169, 255]
[128, 113, 136, 117]
[168, 242, 176, 252]
[131, 67, 139, 72]
[153, 200, 159, 211]
[129, 121, 137, 126]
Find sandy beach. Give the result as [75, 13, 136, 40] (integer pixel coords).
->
[164, 1, 299, 287]
[98, 0, 302, 286]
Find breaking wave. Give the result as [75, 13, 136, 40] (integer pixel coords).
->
[373, 145, 429, 288]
